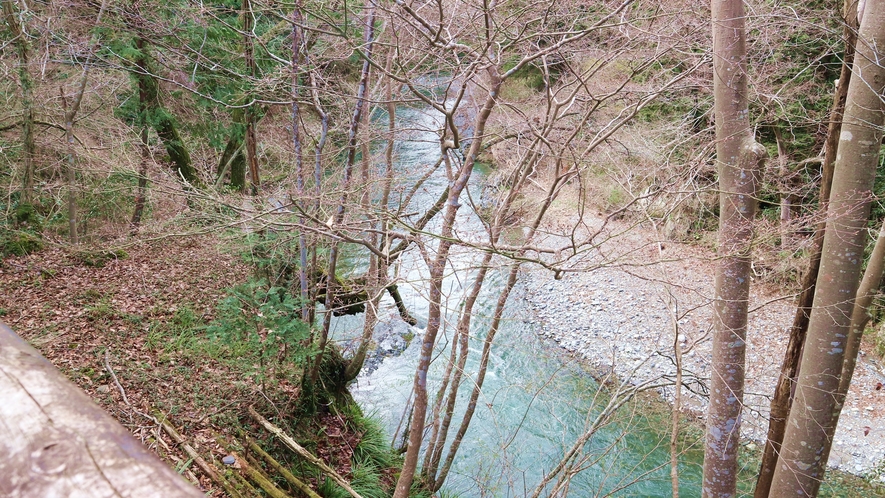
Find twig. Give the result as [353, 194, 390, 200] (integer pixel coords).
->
[668, 291, 681, 498]
[104, 350, 155, 423]
[104, 350, 130, 406]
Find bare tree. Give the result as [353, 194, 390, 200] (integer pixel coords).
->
[769, 0, 885, 494]
[754, 1, 860, 494]
[60, 0, 110, 245]
[702, 0, 766, 496]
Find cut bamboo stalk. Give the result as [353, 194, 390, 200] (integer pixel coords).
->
[244, 435, 322, 498]
[248, 406, 364, 498]
[238, 452, 293, 498]
[154, 411, 247, 498]
[226, 465, 263, 498]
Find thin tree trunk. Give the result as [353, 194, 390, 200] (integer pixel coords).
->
[243, 0, 260, 195]
[343, 95, 379, 382]
[308, 67, 329, 326]
[838, 222, 885, 399]
[59, 0, 108, 245]
[310, 1, 376, 385]
[753, 4, 858, 495]
[217, 108, 246, 191]
[291, 3, 309, 322]
[769, 1, 885, 494]
[670, 296, 683, 498]
[62, 90, 80, 245]
[343, 47, 397, 381]
[773, 125, 791, 248]
[130, 127, 150, 233]
[4, 0, 35, 205]
[392, 63, 503, 497]
[702, 0, 766, 496]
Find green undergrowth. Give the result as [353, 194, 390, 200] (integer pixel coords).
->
[1, 200, 45, 257]
[138, 273, 404, 497]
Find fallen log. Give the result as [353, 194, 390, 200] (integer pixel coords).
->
[0, 322, 203, 498]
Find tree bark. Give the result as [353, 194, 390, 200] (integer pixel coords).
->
[308, 67, 329, 326]
[343, 95, 379, 382]
[130, 127, 150, 233]
[291, 3, 309, 321]
[217, 108, 246, 191]
[773, 125, 791, 248]
[3, 0, 35, 205]
[702, 0, 766, 496]
[838, 222, 885, 399]
[62, 90, 80, 245]
[769, 1, 885, 494]
[60, 1, 108, 244]
[243, 0, 260, 195]
[754, 3, 858, 495]
[131, 38, 197, 185]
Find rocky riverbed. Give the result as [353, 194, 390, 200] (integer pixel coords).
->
[520, 231, 885, 477]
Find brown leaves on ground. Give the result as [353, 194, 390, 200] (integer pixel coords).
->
[0, 235, 251, 495]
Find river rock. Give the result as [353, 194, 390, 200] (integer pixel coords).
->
[356, 317, 417, 376]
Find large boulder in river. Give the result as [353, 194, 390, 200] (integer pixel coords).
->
[372, 317, 413, 354]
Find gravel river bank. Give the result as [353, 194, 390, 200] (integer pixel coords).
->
[518, 219, 885, 477]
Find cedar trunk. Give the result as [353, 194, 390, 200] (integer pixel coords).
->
[132, 39, 197, 185]
[769, 1, 885, 494]
[703, 0, 766, 496]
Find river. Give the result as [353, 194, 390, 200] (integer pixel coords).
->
[331, 102, 706, 497]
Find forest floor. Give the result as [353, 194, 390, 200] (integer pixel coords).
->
[0, 234, 369, 495]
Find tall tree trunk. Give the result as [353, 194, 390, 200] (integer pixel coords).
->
[4, 0, 35, 206]
[131, 38, 197, 185]
[308, 67, 329, 326]
[310, 1, 376, 386]
[754, 4, 858, 495]
[291, 3, 309, 322]
[392, 65, 503, 498]
[838, 222, 885, 399]
[769, 2, 885, 495]
[702, 0, 766, 496]
[62, 89, 80, 246]
[343, 103, 379, 382]
[59, 0, 108, 245]
[344, 48, 397, 382]
[130, 127, 149, 233]
[216, 108, 246, 192]
[243, 0, 260, 195]
[773, 124, 791, 248]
